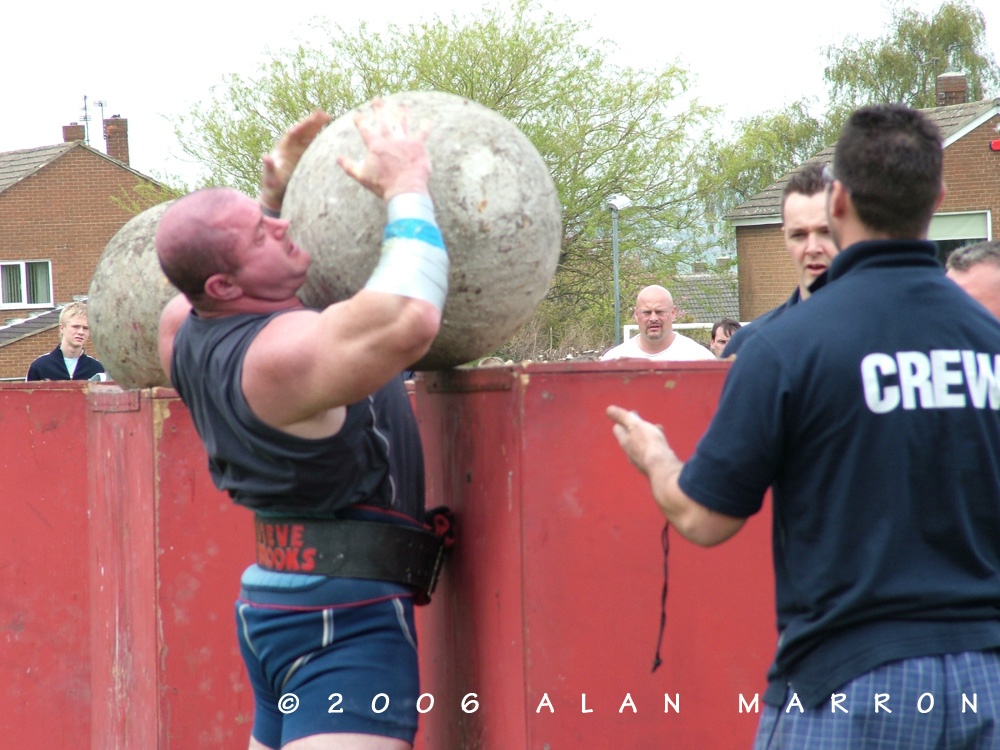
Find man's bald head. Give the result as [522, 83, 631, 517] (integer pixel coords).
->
[156, 187, 247, 302]
[631, 285, 677, 353]
[636, 285, 673, 309]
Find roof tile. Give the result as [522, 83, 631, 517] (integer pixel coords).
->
[0, 143, 76, 194]
[670, 271, 740, 322]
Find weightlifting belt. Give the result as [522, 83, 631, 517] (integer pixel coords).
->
[254, 515, 446, 603]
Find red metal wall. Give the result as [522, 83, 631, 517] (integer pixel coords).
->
[1, 363, 775, 749]
[0, 383, 92, 747]
[87, 386, 254, 749]
[0, 384, 254, 749]
[413, 361, 775, 750]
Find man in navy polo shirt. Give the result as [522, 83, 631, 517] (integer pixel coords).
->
[608, 104, 1000, 749]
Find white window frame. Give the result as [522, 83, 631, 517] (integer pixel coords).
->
[928, 210, 991, 243]
[929, 210, 991, 265]
[1, 260, 54, 309]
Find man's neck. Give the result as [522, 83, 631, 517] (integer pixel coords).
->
[60, 342, 84, 358]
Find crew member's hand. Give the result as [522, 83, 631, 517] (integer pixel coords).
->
[606, 405, 672, 477]
[260, 110, 332, 214]
[338, 99, 432, 200]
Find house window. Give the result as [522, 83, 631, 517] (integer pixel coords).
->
[1, 261, 53, 308]
[929, 211, 991, 265]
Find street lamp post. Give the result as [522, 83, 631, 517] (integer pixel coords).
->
[607, 195, 632, 345]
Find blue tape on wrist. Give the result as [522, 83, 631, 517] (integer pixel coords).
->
[384, 219, 445, 251]
[364, 193, 448, 309]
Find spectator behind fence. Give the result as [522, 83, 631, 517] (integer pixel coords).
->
[723, 162, 838, 358]
[601, 285, 715, 361]
[25, 301, 106, 381]
[709, 318, 741, 358]
[946, 240, 1000, 318]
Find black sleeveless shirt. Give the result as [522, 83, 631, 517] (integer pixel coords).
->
[170, 310, 425, 521]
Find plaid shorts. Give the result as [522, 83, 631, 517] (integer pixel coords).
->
[753, 650, 1000, 749]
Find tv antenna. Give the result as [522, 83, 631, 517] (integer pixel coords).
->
[94, 100, 107, 144]
[80, 95, 91, 145]
[79, 96, 108, 146]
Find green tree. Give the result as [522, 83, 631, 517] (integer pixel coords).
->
[110, 180, 185, 216]
[824, 0, 1000, 109]
[696, 99, 840, 252]
[696, 0, 999, 256]
[173, 0, 716, 353]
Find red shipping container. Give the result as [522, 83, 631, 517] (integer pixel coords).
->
[0, 383, 93, 747]
[1, 360, 775, 749]
[413, 361, 775, 750]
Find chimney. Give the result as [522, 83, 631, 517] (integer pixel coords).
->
[691, 261, 708, 273]
[936, 73, 968, 106]
[103, 115, 130, 166]
[62, 122, 86, 142]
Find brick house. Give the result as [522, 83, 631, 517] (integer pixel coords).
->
[0, 117, 164, 380]
[728, 74, 1000, 321]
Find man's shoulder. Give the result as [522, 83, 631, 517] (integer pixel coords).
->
[78, 352, 105, 375]
[31, 346, 62, 367]
[180, 309, 306, 343]
[31, 346, 60, 362]
[600, 339, 636, 360]
[722, 291, 800, 358]
[669, 333, 716, 359]
[26, 347, 62, 376]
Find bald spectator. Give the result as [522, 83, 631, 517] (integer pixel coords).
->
[946, 240, 1000, 318]
[601, 285, 715, 361]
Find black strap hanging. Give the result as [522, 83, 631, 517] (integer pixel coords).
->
[651, 521, 670, 672]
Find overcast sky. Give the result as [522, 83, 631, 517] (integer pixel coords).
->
[3, 0, 996, 185]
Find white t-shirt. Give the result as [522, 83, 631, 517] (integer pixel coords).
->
[600, 332, 715, 361]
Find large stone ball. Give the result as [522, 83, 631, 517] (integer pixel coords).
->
[87, 92, 561, 387]
[283, 91, 562, 369]
[88, 201, 178, 389]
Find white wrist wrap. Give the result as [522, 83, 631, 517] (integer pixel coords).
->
[387, 193, 436, 224]
[364, 193, 449, 311]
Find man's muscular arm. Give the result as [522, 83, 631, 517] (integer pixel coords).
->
[244, 100, 447, 429]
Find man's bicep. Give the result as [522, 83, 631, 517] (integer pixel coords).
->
[243, 302, 419, 419]
[309, 294, 438, 386]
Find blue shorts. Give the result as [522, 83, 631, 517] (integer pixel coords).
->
[753, 650, 1000, 749]
[235, 567, 420, 748]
